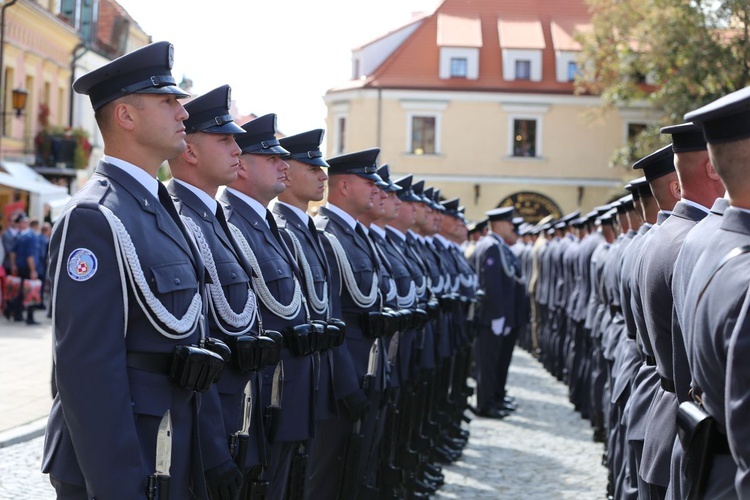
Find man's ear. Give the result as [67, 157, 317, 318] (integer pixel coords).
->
[113, 102, 136, 131]
[183, 140, 199, 165]
[670, 179, 681, 200]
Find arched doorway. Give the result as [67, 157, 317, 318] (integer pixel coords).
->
[497, 191, 562, 224]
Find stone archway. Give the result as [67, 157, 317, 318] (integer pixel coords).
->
[497, 191, 562, 224]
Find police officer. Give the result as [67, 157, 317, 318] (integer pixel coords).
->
[219, 114, 315, 500]
[473, 207, 521, 418]
[270, 129, 346, 499]
[167, 85, 266, 500]
[312, 148, 390, 499]
[676, 87, 750, 498]
[42, 42, 225, 499]
[638, 124, 724, 500]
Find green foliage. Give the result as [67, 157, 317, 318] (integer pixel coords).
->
[576, 0, 750, 167]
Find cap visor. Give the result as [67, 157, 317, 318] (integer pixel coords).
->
[136, 85, 190, 99]
[203, 122, 246, 135]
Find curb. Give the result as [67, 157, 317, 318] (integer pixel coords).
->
[0, 417, 47, 449]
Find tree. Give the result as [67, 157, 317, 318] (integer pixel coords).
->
[576, 0, 750, 168]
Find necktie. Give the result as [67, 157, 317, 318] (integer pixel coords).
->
[266, 210, 302, 278]
[307, 217, 320, 243]
[157, 182, 201, 277]
[214, 205, 231, 238]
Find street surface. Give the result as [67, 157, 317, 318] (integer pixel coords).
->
[0, 337, 606, 499]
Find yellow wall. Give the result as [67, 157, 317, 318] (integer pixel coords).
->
[325, 88, 651, 222]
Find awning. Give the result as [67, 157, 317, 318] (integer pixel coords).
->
[437, 14, 482, 47]
[0, 161, 69, 196]
[550, 19, 593, 51]
[498, 18, 546, 50]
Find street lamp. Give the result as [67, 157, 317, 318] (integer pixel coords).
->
[10, 88, 26, 117]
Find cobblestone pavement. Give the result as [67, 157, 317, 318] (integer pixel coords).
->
[0, 347, 606, 499]
[437, 348, 607, 499]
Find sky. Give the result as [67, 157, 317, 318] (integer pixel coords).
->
[117, 0, 440, 137]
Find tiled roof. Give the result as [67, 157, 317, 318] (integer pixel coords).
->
[333, 0, 592, 94]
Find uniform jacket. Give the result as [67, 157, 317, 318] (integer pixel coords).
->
[169, 180, 264, 470]
[220, 189, 315, 443]
[42, 161, 210, 499]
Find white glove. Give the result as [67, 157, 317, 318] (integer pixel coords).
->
[491, 317, 506, 336]
[503, 326, 511, 336]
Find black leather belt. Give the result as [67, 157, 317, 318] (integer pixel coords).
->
[660, 376, 676, 393]
[127, 352, 173, 374]
[645, 355, 656, 366]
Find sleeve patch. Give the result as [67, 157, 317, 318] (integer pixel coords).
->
[67, 248, 98, 282]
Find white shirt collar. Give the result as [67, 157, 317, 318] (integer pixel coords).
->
[277, 201, 311, 227]
[369, 224, 386, 238]
[325, 202, 357, 230]
[226, 187, 269, 225]
[680, 198, 710, 214]
[172, 179, 218, 214]
[386, 225, 406, 241]
[104, 155, 159, 197]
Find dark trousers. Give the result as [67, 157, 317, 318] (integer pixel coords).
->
[496, 327, 519, 401]
[266, 440, 298, 500]
[50, 477, 87, 500]
[11, 268, 35, 323]
[475, 326, 503, 411]
[305, 416, 351, 500]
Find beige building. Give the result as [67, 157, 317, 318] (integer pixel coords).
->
[323, 0, 660, 222]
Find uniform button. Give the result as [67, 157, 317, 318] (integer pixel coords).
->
[174, 278, 181, 285]
[277, 269, 282, 275]
[231, 272, 237, 279]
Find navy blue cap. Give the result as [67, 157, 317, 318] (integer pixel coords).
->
[594, 205, 611, 216]
[411, 179, 429, 205]
[394, 175, 421, 202]
[599, 208, 617, 225]
[571, 217, 587, 228]
[441, 198, 460, 218]
[630, 176, 653, 198]
[616, 194, 635, 213]
[486, 206, 514, 222]
[326, 147, 382, 182]
[73, 41, 189, 111]
[236, 114, 290, 157]
[376, 164, 401, 192]
[625, 176, 647, 200]
[684, 86, 750, 144]
[632, 145, 675, 183]
[512, 216, 524, 231]
[586, 211, 599, 223]
[660, 122, 707, 153]
[278, 129, 329, 167]
[424, 187, 443, 211]
[183, 85, 243, 135]
[468, 217, 489, 233]
[559, 210, 581, 225]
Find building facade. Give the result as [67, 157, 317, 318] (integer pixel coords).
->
[323, 0, 660, 222]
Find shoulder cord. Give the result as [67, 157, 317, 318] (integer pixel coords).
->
[228, 222, 304, 321]
[397, 280, 417, 308]
[101, 205, 202, 339]
[182, 216, 257, 335]
[322, 231, 378, 308]
[496, 240, 517, 279]
[404, 244, 428, 298]
[284, 228, 329, 317]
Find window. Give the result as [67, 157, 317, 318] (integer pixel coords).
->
[450, 58, 468, 78]
[352, 59, 360, 80]
[567, 61, 578, 81]
[513, 119, 537, 157]
[336, 116, 346, 155]
[411, 116, 436, 155]
[439, 47, 479, 79]
[628, 123, 647, 141]
[515, 60, 531, 80]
